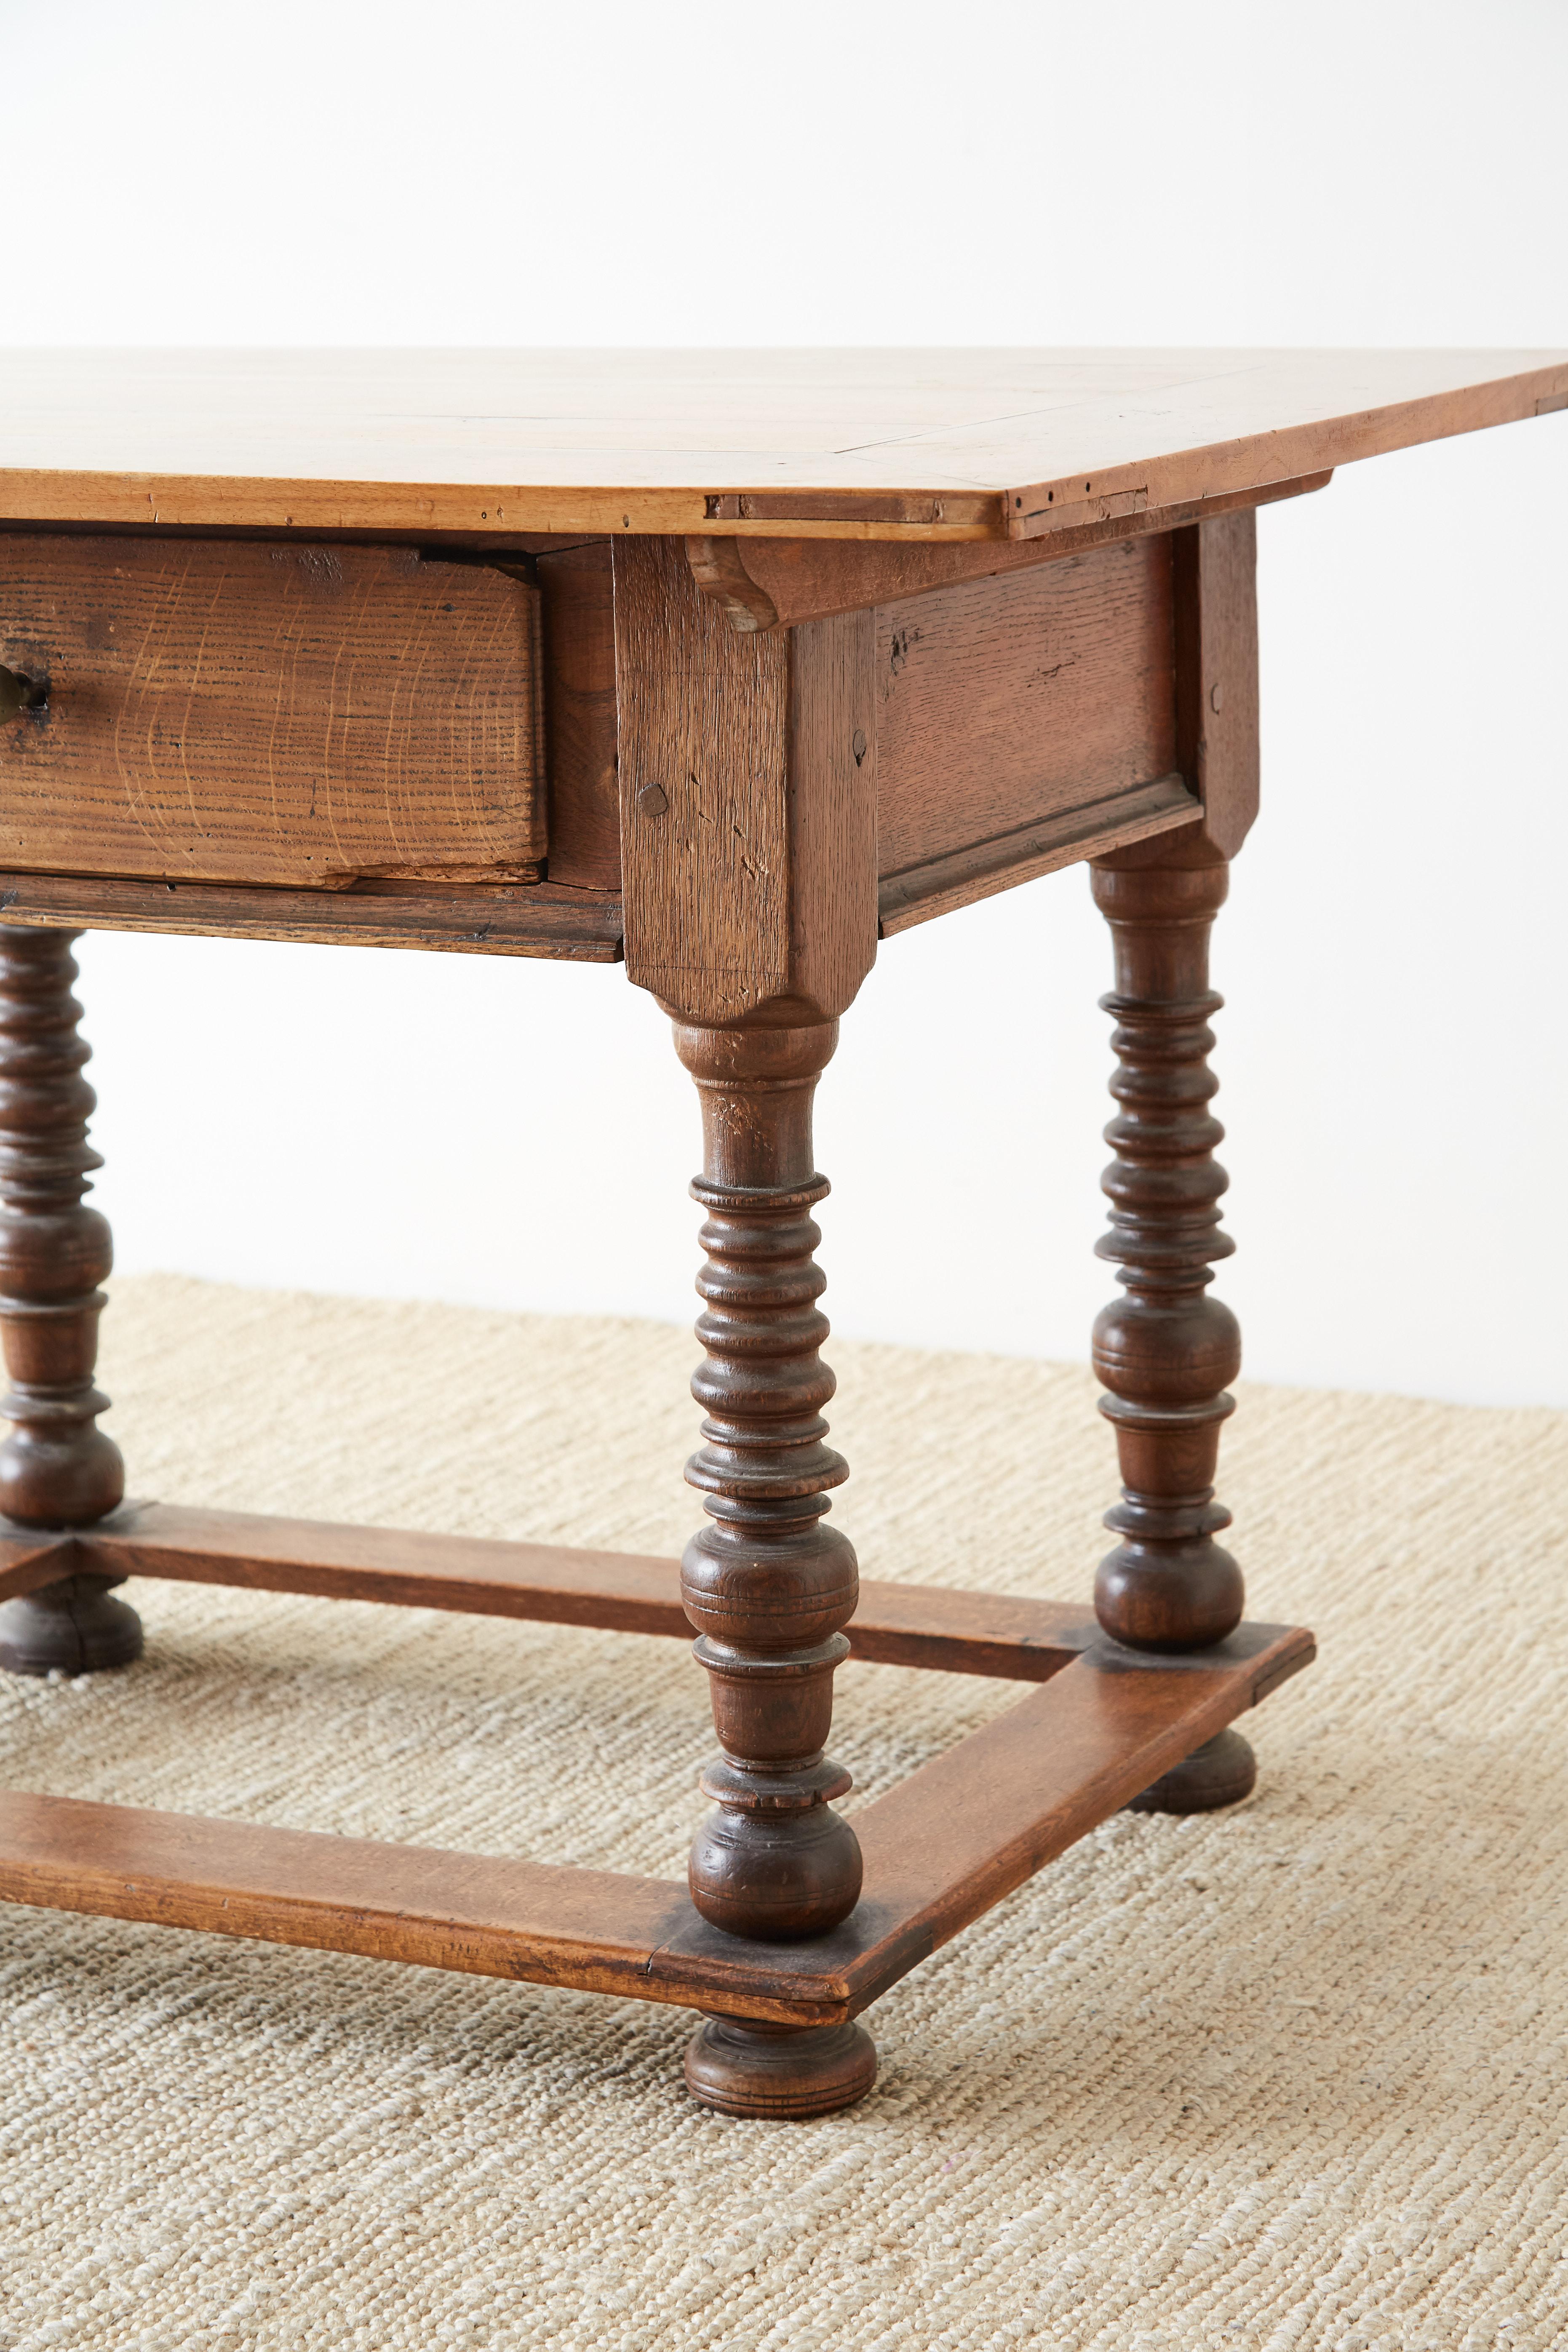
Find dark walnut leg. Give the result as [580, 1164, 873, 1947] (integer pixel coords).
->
[1090, 860, 1252, 1813]
[0, 928, 139, 1678]
[672, 1017, 875, 2117]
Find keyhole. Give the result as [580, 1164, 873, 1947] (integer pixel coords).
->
[0, 662, 49, 724]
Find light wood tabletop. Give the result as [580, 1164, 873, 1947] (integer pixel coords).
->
[2, 346, 1564, 539]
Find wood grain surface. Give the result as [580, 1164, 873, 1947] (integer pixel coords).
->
[0, 1528, 74, 1589]
[0, 1500, 1098, 1681]
[0, 871, 623, 959]
[0, 1790, 702, 2006]
[0, 349, 1560, 540]
[874, 505, 1264, 924]
[537, 541, 622, 888]
[788, 607, 879, 1017]
[0, 534, 544, 888]
[1173, 510, 1260, 858]
[0, 1621, 1314, 2021]
[686, 470, 1331, 633]
[843, 1629, 1317, 1998]
[876, 774, 1200, 935]
[874, 536, 1177, 880]
[613, 538, 877, 1023]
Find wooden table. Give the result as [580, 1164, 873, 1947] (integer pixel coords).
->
[0, 349, 1562, 2119]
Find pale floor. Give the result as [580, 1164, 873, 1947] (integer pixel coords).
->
[1, 1276, 1564, 2351]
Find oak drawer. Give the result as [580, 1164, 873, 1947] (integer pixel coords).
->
[0, 534, 544, 888]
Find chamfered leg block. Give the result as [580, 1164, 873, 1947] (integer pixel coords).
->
[1090, 856, 1254, 1812]
[0, 927, 140, 1677]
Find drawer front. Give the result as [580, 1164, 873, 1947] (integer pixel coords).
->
[0, 535, 543, 888]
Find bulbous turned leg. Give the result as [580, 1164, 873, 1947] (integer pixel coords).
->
[671, 1016, 874, 2114]
[1090, 857, 1252, 1812]
[0, 927, 140, 1677]
[684, 2014, 878, 2120]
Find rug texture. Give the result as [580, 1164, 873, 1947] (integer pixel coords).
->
[1, 1275, 1565, 2352]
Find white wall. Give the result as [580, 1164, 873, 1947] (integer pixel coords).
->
[4, 0, 1565, 1404]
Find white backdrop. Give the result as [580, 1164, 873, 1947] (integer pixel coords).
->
[3, 0, 1565, 1404]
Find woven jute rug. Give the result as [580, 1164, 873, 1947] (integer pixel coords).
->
[2, 1276, 1565, 2352]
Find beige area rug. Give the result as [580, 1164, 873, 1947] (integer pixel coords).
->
[2, 1276, 1566, 2352]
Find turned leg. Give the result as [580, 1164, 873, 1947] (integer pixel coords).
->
[672, 1016, 876, 2117]
[1090, 859, 1253, 1812]
[0, 928, 140, 1677]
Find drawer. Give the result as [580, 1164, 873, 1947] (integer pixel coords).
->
[0, 534, 544, 888]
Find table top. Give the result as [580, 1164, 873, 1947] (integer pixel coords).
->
[1, 347, 1563, 543]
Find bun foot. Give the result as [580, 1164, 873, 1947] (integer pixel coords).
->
[0, 1574, 143, 1677]
[684, 2014, 877, 2119]
[1129, 1726, 1256, 1814]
